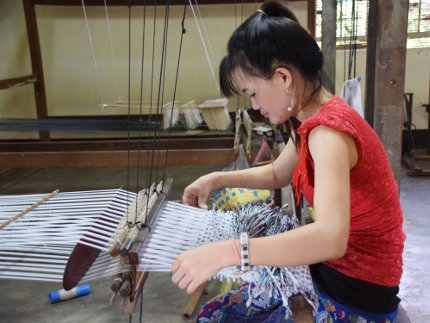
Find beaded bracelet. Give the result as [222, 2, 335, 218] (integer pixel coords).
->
[239, 232, 250, 271]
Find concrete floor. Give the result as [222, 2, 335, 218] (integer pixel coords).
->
[0, 165, 429, 322]
[398, 169, 430, 322]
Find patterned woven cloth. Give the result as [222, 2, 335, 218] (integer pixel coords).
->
[213, 188, 273, 212]
[196, 203, 318, 321]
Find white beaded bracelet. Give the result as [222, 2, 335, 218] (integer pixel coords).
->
[239, 232, 250, 271]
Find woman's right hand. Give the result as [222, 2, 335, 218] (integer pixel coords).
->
[182, 173, 217, 209]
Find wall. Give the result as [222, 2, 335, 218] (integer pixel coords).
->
[334, 47, 430, 130]
[0, 0, 428, 141]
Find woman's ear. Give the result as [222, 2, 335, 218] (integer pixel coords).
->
[274, 67, 293, 89]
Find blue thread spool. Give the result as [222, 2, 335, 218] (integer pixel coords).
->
[48, 284, 91, 303]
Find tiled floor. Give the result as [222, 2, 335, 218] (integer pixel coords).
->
[0, 166, 428, 322]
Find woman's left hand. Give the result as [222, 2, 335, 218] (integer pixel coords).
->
[172, 240, 234, 294]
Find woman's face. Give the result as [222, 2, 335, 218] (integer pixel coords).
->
[234, 68, 294, 125]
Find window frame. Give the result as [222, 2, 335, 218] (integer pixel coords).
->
[315, 0, 430, 50]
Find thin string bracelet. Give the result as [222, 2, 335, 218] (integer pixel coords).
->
[231, 240, 241, 266]
[236, 169, 242, 188]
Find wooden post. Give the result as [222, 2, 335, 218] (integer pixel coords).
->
[21, 0, 50, 141]
[182, 282, 208, 319]
[364, 0, 378, 127]
[290, 294, 314, 322]
[307, 0, 316, 38]
[367, 0, 409, 182]
[427, 74, 430, 153]
[321, 0, 337, 93]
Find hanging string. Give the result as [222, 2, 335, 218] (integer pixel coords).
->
[143, 0, 159, 198]
[81, 0, 217, 227]
[127, 0, 132, 226]
[144, 5, 159, 197]
[194, 0, 217, 84]
[147, 1, 170, 200]
[142, 0, 165, 230]
[188, 0, 220, 93]
[81, 0, 106, 107]
[161, 2, 188, 184]
[142, 0, 171, 226]
[102, 0, 123, 103]
[154, 3, 171, 187]
[135, 0, 148, 222]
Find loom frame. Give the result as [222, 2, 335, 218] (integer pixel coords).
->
[0, 0, 316, 169]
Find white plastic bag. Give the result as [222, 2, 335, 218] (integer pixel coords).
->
[222, 144, 250, 171]
[339, 76, 363, 117]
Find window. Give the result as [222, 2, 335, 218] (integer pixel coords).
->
[408, 0, 430, 48]
[315, 0, 430, 49]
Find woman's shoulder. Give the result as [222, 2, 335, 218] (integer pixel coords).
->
[300, 96, 369, 138]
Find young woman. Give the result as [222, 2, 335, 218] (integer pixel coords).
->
[172, 1, 405, 321]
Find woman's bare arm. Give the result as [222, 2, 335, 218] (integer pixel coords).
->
[182, 136, 298, 207]
[174, 126, 357, 294]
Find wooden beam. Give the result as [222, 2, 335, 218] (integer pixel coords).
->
[32, 0, 306, 5]
[0, 137, 234, 152]
[371, 0, 409, 182]
[1, 0, 312, 171]
[0, 75, 37, 90]
[320, 0, 336, 93]
[32, 0, 260, 5]
[0, 149, 237, 168]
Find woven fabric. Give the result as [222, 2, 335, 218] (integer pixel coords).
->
[292, 96, 405, 287]
[197, 283, 289, 323]
[197, 204, 319, 320]
[213, 188, 272, 212]
[313, 283, 398, 322]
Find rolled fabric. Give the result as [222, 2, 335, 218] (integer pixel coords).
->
[49, 284, 91, 303]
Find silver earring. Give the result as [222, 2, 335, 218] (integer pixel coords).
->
[287, 106, 292, 112]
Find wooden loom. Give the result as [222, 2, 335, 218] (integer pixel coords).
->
[0, 188, 133, 283]
[0, 182, 315, 320]
[0, 180, 180, 314]
[0, 0, 316, 169]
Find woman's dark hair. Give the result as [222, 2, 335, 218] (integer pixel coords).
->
[219, 0, 324, 97]
[219, 0, 324, 147]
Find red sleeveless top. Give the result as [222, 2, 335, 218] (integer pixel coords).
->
[292, 96, 405, 287]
